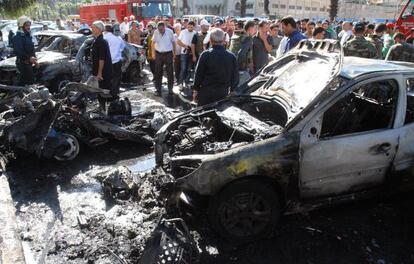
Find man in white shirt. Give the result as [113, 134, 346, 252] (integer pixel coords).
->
[151, 21, 176, 95]
[276, 36, 288, 58]
[173, 23, 182, 83]
[120, 17, 129, 40]
[104, 24, 125, 98]
[339, 22, 353, 46]
[176, 20, 196, 87]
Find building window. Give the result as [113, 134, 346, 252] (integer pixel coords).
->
[305, 6, 311, 10]
[272, 4, 278, 8]
[297, 6, 302, 9]
[320, 7, 326, 11]
[280, 4, 286, 8]
[289, 5, 295, 9]
[312, 7, 317, 10]
[246, 3, 254, 8]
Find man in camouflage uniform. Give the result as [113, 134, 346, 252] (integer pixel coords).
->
[366, 23, 386, 59]
[191, 19, 210, 64]
[343, 22, 377, 59]
[230, 20, 257, 85]
[385, 33, 414, 63]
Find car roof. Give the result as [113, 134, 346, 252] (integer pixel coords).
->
[36, 31, 85, 38]
[341, 57, 414, 78]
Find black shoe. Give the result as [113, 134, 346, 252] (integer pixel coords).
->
[155, 90, 161, 96]
[168, 89, 174, 95]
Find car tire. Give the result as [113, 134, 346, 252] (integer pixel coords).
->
[54, 133, 80, 161]
[208, 179, 280, 242]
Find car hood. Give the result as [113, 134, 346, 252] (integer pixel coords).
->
[239, 39, 342, 121]
[0, 51, 69, 68]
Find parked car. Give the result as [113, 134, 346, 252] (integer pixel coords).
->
[0, 32, 87, 92]
[155, 40, 414, 242]
[0, 32, 146, 92]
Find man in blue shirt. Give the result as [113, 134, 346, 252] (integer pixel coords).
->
[280, 16, 306, 55]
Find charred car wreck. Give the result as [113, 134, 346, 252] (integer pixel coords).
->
[0, 32, 146, 92]
[155, 40, 414, 241]
[0, 80, 175, 162]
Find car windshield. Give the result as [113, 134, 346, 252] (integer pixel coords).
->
[250, 51, 341, 120]
[41, 36, 72, 53]
[142, 2, 172, 17]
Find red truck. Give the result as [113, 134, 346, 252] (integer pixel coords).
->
[80, 0, 173, 26]
[396, 0, 414, 37]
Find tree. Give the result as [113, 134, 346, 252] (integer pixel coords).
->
[183, 0, 190, 15]
[240, 0, 246, 17]
[264, 0, 270, 15]
[329, 0, 338, 21]
[0, 0, 36, 16]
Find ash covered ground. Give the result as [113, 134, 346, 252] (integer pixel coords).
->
[6, 86, 414, 264]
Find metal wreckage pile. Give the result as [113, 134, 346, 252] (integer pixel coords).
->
[0, 80, 201, 263]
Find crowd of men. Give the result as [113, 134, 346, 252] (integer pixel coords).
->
[9, 14, 414, 108]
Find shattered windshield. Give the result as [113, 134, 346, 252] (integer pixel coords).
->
[251, 51, 341, 119]
[41, 36, 72, 53]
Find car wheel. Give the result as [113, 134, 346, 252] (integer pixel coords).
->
[54, 134, 80, 161]
[208, 179, 280, 242]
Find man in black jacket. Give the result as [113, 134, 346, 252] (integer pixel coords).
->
[91, 20, 113, 109]
[192, 28, 239, 106]
[13, 16, 37, 86]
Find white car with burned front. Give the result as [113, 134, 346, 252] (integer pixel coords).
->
[155, 40, 414, 241]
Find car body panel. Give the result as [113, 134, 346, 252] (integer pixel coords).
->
[299, 74, 406, 198]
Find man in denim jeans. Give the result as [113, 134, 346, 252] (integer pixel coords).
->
[176, 21, 196, 89]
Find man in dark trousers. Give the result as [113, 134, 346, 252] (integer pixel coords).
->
[13, 16, 37, 86]
[192, 28, 239, 106]
[151, 21, 176, 95]
[91, 21, 113, 109]
[104, 24, 125, 99]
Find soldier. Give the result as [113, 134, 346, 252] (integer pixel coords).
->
[385, 33, 414, 63]
[343, 22, 376, 59]
[230, 20, 256, 85]
[366, 23, 386, 59]
[191, 19, 210, 64]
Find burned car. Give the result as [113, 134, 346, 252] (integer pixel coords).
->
[0, 32, 146, 92]
[155, 40, 414, 241]
[0, 32, 87, 91]
[0, 80, 176, 162]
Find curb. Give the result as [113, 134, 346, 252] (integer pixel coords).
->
[0, 174, 25, 264]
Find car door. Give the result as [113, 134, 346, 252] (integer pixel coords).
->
[393, 76, 414, 182]
[299, 75, 404, 198]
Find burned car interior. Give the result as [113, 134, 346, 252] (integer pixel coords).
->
[321, 79, 399, 138]
[405, 78, 414, 124]
[163, 97, 287, 159]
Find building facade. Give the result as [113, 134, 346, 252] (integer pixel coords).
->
[176, 0, 402, 20]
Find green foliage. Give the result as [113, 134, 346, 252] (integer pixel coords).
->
[0, 0, 81, 19]
[0, 0, 36, 16]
